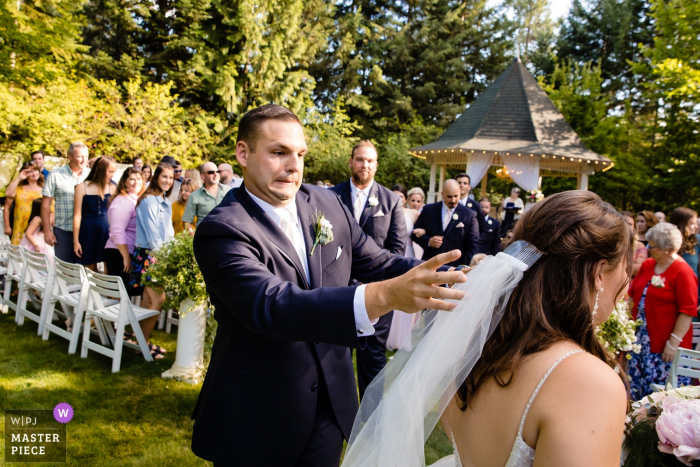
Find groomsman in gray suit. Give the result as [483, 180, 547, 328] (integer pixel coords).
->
[330, 141, 406, 399]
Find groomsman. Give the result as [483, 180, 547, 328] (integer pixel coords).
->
[330, 141, 406, 399]
[479, 197, 501, 255]
[412, 179, 479, 266]
[456, 173, 489, 253]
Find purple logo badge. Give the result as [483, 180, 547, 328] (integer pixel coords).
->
[53, 403, 73, 423]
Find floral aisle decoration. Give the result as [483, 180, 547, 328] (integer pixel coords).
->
[623, 386, 700, 466]
[596, 298, 642, 359]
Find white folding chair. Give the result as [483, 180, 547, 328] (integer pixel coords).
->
[80, 271, 160, 372]
[15, 249, 55, 336]
[2, 245, 27, 314]
[693, 322, 700, 351]
[165, 309, 179, 334]
[42, 259, 91, 354]
[667, 347, 700, 388]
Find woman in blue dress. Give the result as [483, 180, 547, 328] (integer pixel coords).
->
[73, 156, 118, 270]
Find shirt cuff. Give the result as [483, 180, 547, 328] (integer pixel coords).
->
[353, 284, 377, 337]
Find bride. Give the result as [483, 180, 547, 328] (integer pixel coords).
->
[342, 191, 632, 467]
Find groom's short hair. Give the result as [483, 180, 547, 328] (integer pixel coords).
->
[237, 104, 302, 152]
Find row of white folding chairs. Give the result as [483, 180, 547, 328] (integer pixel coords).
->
[0, 245, 160, 372]
[650, 346, 700, 392]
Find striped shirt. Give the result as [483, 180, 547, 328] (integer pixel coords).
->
[42, 164, 90, 231]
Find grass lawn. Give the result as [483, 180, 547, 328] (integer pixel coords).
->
[0, 308, 452, 465]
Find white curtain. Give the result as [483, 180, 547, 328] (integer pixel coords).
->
[500, 155, 540, 192]
[466, 154, 494, 186]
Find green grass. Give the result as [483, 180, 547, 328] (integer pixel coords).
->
[0, 308, 452, 465]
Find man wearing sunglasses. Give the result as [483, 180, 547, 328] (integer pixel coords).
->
[182, 161, 230, 232]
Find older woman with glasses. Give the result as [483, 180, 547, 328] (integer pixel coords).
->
[628, 222, 698, 399]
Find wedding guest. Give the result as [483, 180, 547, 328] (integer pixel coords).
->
[73, 156, 118, 270]
[161, 156, 181, 204]
[455, 173, 490, 252]
[621, 211, 648, 277]
[132, 157, 144, 171]
[455, 173, 474, 204]
[478, 197, 500, 256]
[184, 169, 202, 189]
[105, 168, 143, 291]
[331, 140, 407, 399]
[19, 199, 55, 264]
[391, 184, 408, 206]
[182, 162, 230, 231]
[142, 164, 153, 186]
[655, 211, 666, 223]
[31, 150, 50, 179]
[4, 162, 45, 245]
[407, 187, 425, 212]
[500, 228, 514, 251]
[129, 163, 175, 358]
[628, 222, 698, 399]
[172, 179, 198, 234]
[636, 210, 658, 245]
[412, 179, 479, 266]
[42, 142, 90, 262]
[501, 187, 524, 233]
[174, 160, 184, 182]
[218, 163, 243, 188]
[669, 207, 700, 279]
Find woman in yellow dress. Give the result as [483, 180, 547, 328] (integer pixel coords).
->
[172, 178, 198, 234]
[4, 162, 50, 245]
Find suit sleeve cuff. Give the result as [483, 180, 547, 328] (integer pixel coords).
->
[354, 284, 377, 336]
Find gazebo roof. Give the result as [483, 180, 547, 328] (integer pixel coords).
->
[412, 58, 611, 164]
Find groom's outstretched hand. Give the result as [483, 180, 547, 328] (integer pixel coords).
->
[364, 250, 468, 321]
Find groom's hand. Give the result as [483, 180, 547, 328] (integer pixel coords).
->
[364, 250, 467, 320]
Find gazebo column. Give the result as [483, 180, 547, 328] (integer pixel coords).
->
[428, 163, 437, 203]
[578, 172, 589, 191]
[437, 166, 446, 202]
[480, 176, 487, 196]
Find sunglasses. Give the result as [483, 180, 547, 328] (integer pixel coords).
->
[205, 170, 220, 175]
[174, 169, 182, 173]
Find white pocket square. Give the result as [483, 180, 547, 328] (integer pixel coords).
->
[455, 222, 465, 228]
[336, 246, 343, 260]
[373, 210, 385, 217]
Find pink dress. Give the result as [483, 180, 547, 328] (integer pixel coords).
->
[20, 224, 55, 265]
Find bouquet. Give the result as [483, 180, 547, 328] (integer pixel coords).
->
[623, 386, 700, 466]
[596, 298, 642, 358]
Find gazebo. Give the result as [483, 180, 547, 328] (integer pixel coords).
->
[410, 57, 613, 203]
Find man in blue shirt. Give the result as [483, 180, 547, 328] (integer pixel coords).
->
[31, 150, 50, 179]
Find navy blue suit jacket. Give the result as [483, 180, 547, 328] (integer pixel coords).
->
[412, 201, 479, 266]
[480, 215, 501, 255]
[330, 180, 406, 256]
[462, 199, 492, 254]
[190, 184, 422, 465]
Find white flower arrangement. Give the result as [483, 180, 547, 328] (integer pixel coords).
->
[368, 196, 379, 207]
[651, 275, 666, 288]
[452, 213, 458, 221]
[596, 298, 642, 358]
[310, 211, 333, 255]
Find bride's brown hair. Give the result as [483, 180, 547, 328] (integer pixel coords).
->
[457, 190, 633, 410]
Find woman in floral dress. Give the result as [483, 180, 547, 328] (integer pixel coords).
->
[628, 223, 698, 399]
[3, 162, 48, 245]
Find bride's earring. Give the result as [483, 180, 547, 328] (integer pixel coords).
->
[592, 288, 604, 320]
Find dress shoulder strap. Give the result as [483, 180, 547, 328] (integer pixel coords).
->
[516, 349, 584, 438]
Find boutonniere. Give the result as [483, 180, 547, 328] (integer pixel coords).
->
[368, 196, 379, 208]
[310, 211, 333, 256]
[488, 219, 493, 225]
[651, 275, 666, 288]
[467, 202, 473, 208]
[452, 213, 459, 221]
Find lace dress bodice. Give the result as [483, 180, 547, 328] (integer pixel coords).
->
[450, 350, 584, 467]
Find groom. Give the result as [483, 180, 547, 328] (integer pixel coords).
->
[190, 104, 467, 467]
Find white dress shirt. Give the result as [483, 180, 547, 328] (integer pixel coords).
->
[247, 188, 375, 336]
[441, 202, 456, 231]
[349, 179, 374, 222]
[459, 196, 475, 208]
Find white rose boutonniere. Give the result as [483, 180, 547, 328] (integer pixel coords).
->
[310, 212, 333, 256]
[452, 213, 459, 221]
[488, 219, 493, 225]
[651, 275, 666, 288]
[368, 196, 379, 208]
[467, 202, 472, 208]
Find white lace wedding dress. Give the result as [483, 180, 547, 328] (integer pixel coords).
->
[429, 350, 583, 467]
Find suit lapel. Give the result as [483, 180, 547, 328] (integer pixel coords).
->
[295, 191, 323, 290]
[359, 181, 379, 228]
[339, 181, 354, 214]
[436, 202, 446, 235]
[443, 205, 458, 238]
[236, 187, 310, 290]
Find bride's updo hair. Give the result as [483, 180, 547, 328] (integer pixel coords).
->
[457, 190, 633, 410]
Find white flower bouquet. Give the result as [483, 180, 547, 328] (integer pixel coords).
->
[623, 386, 700, 466]
[596, 299, 642, 359]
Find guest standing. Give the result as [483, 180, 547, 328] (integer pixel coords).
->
[161, 156, 181, 204]
[73, 157, 117, 270]
[19, 199, 55, 264]
[129, 163, 175, 358]
[330, 140, 407, 399]
[669, 207, 700, 280]
[501, 187, 524, 233]
[628, 223, 698, 399]
[142, 164, 152, 187]
[4, 162, 46, 245]
[621, 211, 648, 277]
[407, 187, 425, 212]
[655, 211, 666, 223]
[105, 168, 143, 291]
[184, 169, 202, 189]
[132, 157, 144, 171]
[636, 210, 658, 245]
[42, 142, 90, 262]
[31, 151, 50, 179]
[172, 179, 198, 235]
[182, 162, 230, 231]
[479, 197, 501, 256]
